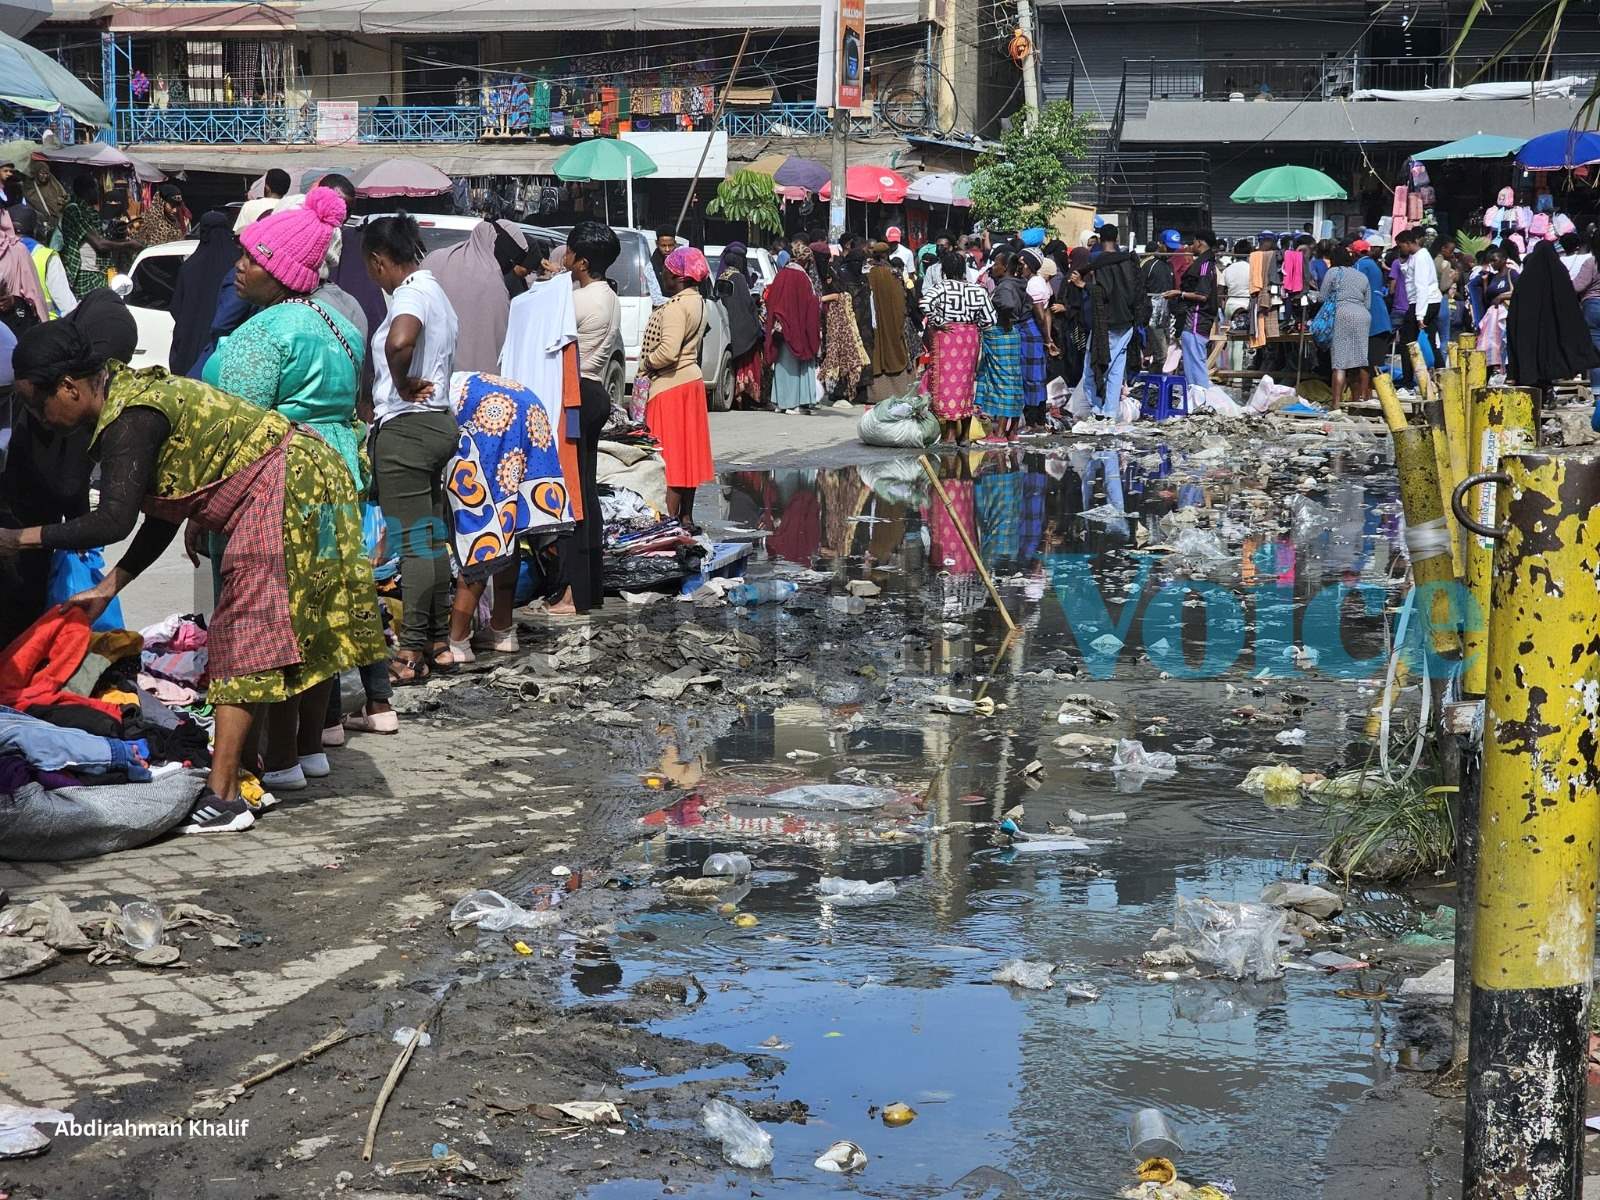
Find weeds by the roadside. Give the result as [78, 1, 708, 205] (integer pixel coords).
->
[1320, 765, 1457, 882]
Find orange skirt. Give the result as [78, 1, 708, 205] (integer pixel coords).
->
[644, 377, 714, 489]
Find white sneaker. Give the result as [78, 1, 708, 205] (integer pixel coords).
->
[322, 724, 347, 748]
[446, 636, 476, 664]
[261, 763, 307, 791]
[298, 752, 331, 778]
[471, 624, 518, 654]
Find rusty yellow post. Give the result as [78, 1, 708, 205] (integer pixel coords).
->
[1438, 366, 1470, 553]
[1458, 448, 1600, 1200]
[1459, 386, 1539, 697]
[1375, 373, 1460, 656]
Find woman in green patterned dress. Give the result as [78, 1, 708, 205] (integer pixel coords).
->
[0, 319, 386, 834]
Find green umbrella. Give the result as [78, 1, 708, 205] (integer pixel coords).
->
[1410, 133, 1523, 162]
[1229, 164, 1347, 204]
[553, 139, 658, 228]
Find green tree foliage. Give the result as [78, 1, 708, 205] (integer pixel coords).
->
[968, 100, 1094, 231]
[707, 170, 785, 240]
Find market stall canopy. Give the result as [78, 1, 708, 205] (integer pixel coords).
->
[905, 172, 972, 207]
[0, 0, 49, 37]
[297, 0, 917, 32]
[0, 138, 40, 172]
[352, 156, 452, 198]
[1229, 165, 1346, 203]
[40, 141, 165, 182]
[1517, 129, 1600, 170]
[820, 164, 910, 204]
[743, 152, 790, 178]
[621, 132, 724, 179]
[0, 29, 111, 127]
[1410, 133, 1524, 162]
[554, 138, 658, 182]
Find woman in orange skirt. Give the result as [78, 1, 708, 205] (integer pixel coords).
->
[639, 245, 714, 527]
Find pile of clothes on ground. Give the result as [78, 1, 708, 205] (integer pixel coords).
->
[593, 424, 710, 593]
[0, 605, 219, 861]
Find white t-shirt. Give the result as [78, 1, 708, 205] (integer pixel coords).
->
[371, 269, 458, 425]
[233, 196, 281, 233]
[1221, 259, 1253, 314]
[888, 244, 914, 277]
[1025, 275, 1051, 305]
[503, 271, 578, 431]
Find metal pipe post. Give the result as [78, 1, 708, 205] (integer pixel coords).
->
[1457, 448, 1600, 1200]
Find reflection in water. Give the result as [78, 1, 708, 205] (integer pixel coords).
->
[583, 443, 1405, 1199]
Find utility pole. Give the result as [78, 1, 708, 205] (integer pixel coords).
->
[829, 107, 848, 241]
[1453, 447, 1600, 1200]
[1015, 0, 1041, 128]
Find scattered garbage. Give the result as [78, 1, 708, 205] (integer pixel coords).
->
[1136, 1157, 1177, 1184]
[927, 694, 996, 716]
[702, 852, 753, 879]
[448, 890, 560, 933]
[999, 837, 1093, 853]
[1057, 695, 1118, 724]
[1170, 528, 1230, 566]
[1397, 960, 1455, 1006]
[814, 1140, 868, 1174]
[545, 1101, 622, 1125]
[1274, 728, 1308, 746]
[846, 580, 882, 598]
[733, 914, 761, 929]
[1239, 763, 1304, 796]
[391, 1027, 432, 1048]
[880, 1102, 918, 1127]
[1399, 905, 1455, 946]
[992, 959, 1056, 990]
[1111, 740, 1177, 779]
[1127, 1107, 1183, 1160]
[728, 580, 798, 606]
[1309, 951, 1368, 971]
[700, 1099, 774, 1169]
[817, 877, 897, 905]
[1260, 881, 1343, 920]
[1156, 896, 1286, 981]
[664, 876, 740, 898]
[1063, 982, 1102, 1001]
[1054, 732, 1119, 756]
[741, 784, 902, 811]
[0, 1103, 73, 1159]
[829, 595, 868, 615]
[115, 901, 166, 951]
[1067, 808, 1128, 825]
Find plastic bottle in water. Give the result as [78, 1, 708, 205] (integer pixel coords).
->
[728, 580, 797, 606]
[702, 851, 752, 879]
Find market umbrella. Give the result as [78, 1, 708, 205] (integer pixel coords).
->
[0, 138, 40, 172]
[1517, 129, 1600, 170]
[553, 138, 657, 227]
[820, 164, 910, 204]
[744, 152, 789, 178]
[40, 141, 165, 182]
[1229, 164, 1346, 204]
[771, 156, 830, 195]
[0, 29, 109, 127]
[906, 172, 972, 207]
[1411, 133, 1523, 162]
[298, 165, 354, 192]
[352, 156, 453, 199]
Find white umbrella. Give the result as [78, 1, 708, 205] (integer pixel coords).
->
[905, 172, 971, 207]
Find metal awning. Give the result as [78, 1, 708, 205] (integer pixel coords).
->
[130, 142, 571, 177]
[298, 0, 919, 33]
[109, 3, 295, 32]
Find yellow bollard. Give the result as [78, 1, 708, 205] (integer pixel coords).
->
[1459, 448, 1600, 1200]
[1438, 367, 1470, 521]
[1457, 386, 1539, 697]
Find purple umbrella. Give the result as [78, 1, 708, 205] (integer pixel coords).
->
[772, 155, 830, 195]
[352, 156, 452, 199]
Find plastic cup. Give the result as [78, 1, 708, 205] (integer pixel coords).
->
[1127, 1107, 1183, 1161]
[117, 901, 165, 951]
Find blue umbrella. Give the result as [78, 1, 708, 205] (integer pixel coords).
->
[1517, 130, 1600, 170]
[0, 29, 109, 127]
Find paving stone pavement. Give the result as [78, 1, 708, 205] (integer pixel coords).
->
[0, 721, 587, 1116]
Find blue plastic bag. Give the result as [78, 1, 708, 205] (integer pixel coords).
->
[47, 549, 126, 632]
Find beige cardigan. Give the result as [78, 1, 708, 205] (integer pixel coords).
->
[640, 290, 705, 392]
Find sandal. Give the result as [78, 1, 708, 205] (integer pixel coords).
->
[426, 644, 461, 675]
[388, 654, 431, 687]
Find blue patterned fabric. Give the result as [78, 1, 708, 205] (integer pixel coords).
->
[1019, 315, 1047, 409]
[975, 325, 1023, 419]
[445, 371, 574, 579]
[975, 467, 1023, 567]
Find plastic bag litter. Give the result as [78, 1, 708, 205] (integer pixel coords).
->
[1240, 763, 1304, 795]
[703, 852, 752, 879]
[742, 784, 900, 811]
[816, 877, 897, 905]
[1167, 896, 1286, 981]
[1397, 960, 1455, 1005]
[1001, 837, 1092, 853]
[700, 1099, 773, 1169]
[449, 889, 559, 933]
[0, 770, 205, 862]
[0, 1103, 73, 1159]
[1259, 881, 1343, 920]
[1111, 739, 1177, 775]
[992, 959, 1056, 989]
[858, 393, 940, 449]
[1170, 528, 1230, 565]
[815, 1140, 868, 1173]
[1187, 385, 1245, 419]
[1247, 374, 1298, 414]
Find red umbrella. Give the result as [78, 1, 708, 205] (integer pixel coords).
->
[820, 164, 909, 203]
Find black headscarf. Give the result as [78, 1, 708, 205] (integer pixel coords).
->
[1508, 240, 1600, 388]
[716, 243, 761, 358]
[167, 211, 238, 377]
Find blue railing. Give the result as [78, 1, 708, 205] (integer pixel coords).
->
[115, 102, 868, 145]
[0, 112, 63, 142]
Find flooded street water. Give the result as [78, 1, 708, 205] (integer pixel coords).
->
[574, 436, 1428, 1199]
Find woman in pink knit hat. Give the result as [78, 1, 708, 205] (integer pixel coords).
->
[201, 185, 380, 799]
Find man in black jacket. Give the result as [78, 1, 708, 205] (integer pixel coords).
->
[1165, 230, 1220, 393]
[1080, 224, 1149, 419]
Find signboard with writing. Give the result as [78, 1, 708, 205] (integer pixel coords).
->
[836, 0, 866, 109]
[316, 100, 359, 145]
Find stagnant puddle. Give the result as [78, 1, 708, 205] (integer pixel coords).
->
[578, 439, 1427, 1198]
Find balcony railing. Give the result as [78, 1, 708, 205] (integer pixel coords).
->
[0, 112, 66, 142]
[1133, 52, 1600, 107]
[116, 101, 872, 146]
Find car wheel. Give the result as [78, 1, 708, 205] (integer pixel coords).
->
[604, 356, 626, 414]
[708, 353, 734, 412]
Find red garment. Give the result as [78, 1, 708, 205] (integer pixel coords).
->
[557, 343, 584, 521]
[763, 264, 821, 363]
[645, 378, 714, 489]
[0, 604, 125, 719]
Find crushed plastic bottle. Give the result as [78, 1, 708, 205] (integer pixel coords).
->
[448, 889, 560, 933]
[116, 901, 165, 951]
[700, 1099, 773, 1168]
[728, 580, 797, 606]
[702, 852, 753, 879]
[829, 594, 867, 615]
[992, 959, 1056, 989]
[816, 877, 897, 905]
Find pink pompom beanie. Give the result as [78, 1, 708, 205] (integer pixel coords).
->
[239, 185, 347, 294]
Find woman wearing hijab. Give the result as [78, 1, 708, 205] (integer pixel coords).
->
[423, 219, 517, 375]
[867, 241, 912, 401]
[974, 249, 1027, 445]
[640, 246, 715, 526]
[763, 241, 822, 415]
[1508, 239, 1600, 392]
[837, 236, 875, 402]
[922, 247, 993, 444]
[716, 242, 765, 408]
[816, 241, 869, 401]
[166, 212, 239, 377]
[1477, 245, 1518, 369]
[1, 297, 385, 833]
[494, 220, 536, 297]
[0, 209, 49, 324]
[1014, 248, 1057, 433]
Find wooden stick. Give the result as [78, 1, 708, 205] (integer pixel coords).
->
[918, 455, 1017, 632]
[190, 1027, 353, 1116]
[362, 1019, 428, 1162]
[675, 30, 750, 236]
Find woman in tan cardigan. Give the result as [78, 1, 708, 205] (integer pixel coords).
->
[639, 246, 714, 527]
